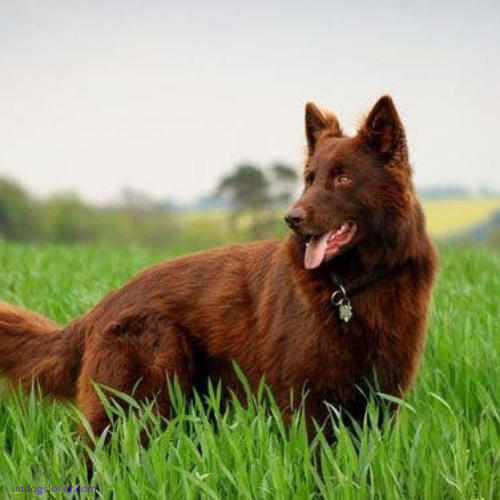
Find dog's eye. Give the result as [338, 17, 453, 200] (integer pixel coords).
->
[305, 173, 315, 187]
[335, 174, 352, 187]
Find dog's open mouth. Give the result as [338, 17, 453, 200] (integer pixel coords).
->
[304, 222, 357, 270]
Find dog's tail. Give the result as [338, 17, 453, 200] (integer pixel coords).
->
[0, 302, 84, 399]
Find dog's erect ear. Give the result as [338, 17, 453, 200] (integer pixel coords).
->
[305, 102, 341, 154]
[359, 96, 407, 163]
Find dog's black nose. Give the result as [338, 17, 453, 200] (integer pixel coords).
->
[284, 208, 306, 227]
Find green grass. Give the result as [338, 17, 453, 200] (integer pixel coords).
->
[0, 241, 499, 499]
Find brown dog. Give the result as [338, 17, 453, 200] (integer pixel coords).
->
[0, 96, 438, 438]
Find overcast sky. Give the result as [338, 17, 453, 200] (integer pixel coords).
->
[0, 0, 499, 203]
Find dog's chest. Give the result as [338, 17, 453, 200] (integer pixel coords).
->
[315, 316, 380, 383]
[269, 306, 381, 396]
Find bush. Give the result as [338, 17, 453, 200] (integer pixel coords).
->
[0, 177, 40, 241]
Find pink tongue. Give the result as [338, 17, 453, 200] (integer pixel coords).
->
[304, 232, 331, 270]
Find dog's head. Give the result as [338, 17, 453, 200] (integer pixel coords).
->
[285, 96, 414, 270]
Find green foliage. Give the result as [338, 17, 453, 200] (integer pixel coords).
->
[0, 173, 289, 248]
[488, 227, 500, 249]
[269, 162, 300, 207]
[0, 176, 179, 247]
[217, 164, 270, 213]
[216, 163, 299, 238]
[0, 243, 499, 499]
[0, 177, 40, 241]
[41, 194, 100, 244]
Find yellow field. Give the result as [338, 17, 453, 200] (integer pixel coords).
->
[423, 197, 500, 238]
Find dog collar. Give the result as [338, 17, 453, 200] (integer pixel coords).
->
[326, 266, 395, 323]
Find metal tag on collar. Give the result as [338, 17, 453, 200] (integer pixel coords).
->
[331, 285, 353, 323]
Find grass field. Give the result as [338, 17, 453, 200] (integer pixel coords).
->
[0, 241, 499, 499]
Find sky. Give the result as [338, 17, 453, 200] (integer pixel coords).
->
[0, 0, 499, 204]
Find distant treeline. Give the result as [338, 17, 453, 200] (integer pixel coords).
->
[0, 163, 300, 248]
[420, 186, 500, 199]
[0, 176, 179, 247]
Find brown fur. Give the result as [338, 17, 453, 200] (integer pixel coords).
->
[0, 96, 438, 438]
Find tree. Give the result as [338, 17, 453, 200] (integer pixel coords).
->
[217, 164, 270, 214]
[0, 176, 39, 241]
[216, 164, 270, 237]
[216, 162, 300, 238]
[269, 163, 299, 207]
